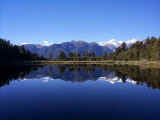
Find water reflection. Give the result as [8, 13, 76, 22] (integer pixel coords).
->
[0, 65, 41, 87]
[1, 64, 160, 89]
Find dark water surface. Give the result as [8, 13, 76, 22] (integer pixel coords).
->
[0, 65, 160, 120]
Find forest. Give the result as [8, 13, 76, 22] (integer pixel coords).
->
[0, 38, 44, 64]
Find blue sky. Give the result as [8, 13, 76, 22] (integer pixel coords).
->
[1, 0, 159, 44]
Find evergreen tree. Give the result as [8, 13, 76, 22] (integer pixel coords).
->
[69, 52, 74, 58]
[0, 38, 44, 64]
[121, 42, 127, 51]
[153, 38, 160, 60]
[58, 51, 67, 60]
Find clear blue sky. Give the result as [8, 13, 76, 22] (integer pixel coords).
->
[1, 0, 160, 44]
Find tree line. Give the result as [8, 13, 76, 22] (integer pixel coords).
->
[108, 36, 160, 61]
[56, 36, 160, 61]
[0, 38, 45, 64]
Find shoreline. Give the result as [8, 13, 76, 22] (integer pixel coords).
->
[30, 60, 160, 68]
[1, 60, 160, 68]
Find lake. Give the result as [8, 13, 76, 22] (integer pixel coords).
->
[0, 64, 160, 120]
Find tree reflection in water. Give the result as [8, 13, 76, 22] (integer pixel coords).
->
[1, 64, 160, 89]
[0, 65, 42, 87]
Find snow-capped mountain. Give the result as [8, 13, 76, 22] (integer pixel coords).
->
[126, 38, 138, 46]
[98, 76, 136, 85]
[99, 38, 138, 50]
[23, 40, 113, 58]
[99, 39, 123, 47]
[22, 39, 138, 58]
[20, 40, 53, 47]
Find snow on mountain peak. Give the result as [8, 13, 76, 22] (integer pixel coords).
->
[99, 38, 138, 48]
[126, 38, 138, 45]
[99, 39, 123, 47]
[42, 40, 54, 46]
[19, 42, 32, 45]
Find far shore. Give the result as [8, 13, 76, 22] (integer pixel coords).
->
[1, 60, 160, 69]
[29, 60, 160, 68]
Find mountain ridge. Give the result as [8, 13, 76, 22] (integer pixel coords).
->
[23, 39, 138, 58]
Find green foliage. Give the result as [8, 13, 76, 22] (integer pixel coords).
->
[69, 52, 74, 58]
[0, 38, 45, 64]
[107, 36, 160, 61]
[58, 51, 67, 60]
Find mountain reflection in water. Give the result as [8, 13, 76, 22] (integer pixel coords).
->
[1, 65, 160, 89]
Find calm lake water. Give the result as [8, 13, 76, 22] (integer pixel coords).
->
[0, 65, 160, 120]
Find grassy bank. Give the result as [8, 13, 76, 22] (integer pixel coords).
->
[30, 60, 160, 68]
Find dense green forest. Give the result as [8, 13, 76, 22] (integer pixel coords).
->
[57, 36, 160, 61]
[108, 36, 160, 61]
[0, 38, 44, 64]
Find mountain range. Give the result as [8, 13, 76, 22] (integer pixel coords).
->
[23, 39, 138, 58]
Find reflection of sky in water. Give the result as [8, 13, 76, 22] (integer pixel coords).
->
[23, 76, 137, 85]
[1, 66, 160, 120]
[22, 77, 55, 83]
